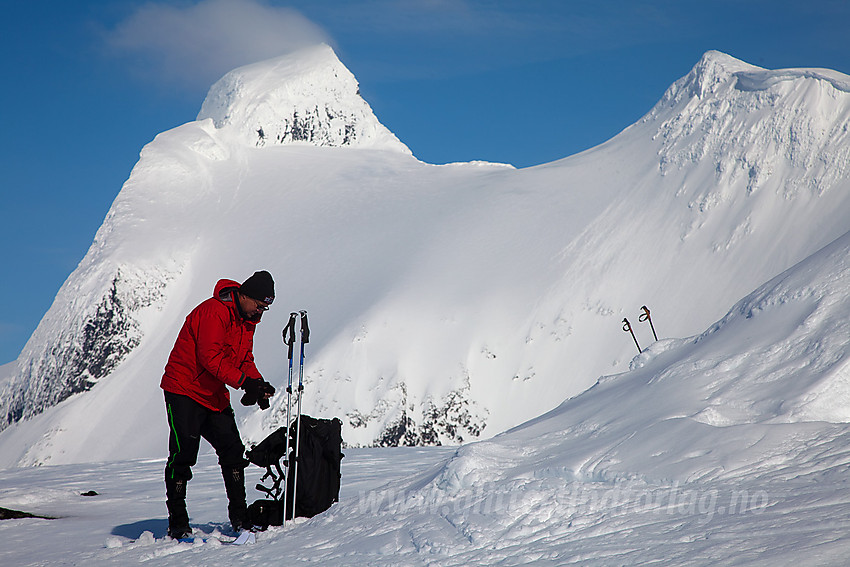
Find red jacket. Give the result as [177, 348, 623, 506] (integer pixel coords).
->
[161, 279, 263, 411]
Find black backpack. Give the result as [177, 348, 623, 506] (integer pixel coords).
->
[246, 415, 343, 528]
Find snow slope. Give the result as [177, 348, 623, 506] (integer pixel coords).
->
[2, 48, 850, 468]
[5, 227, 850, 565]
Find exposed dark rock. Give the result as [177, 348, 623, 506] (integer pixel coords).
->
[349, 380, 487, 447]
[1, 269, 163, 431]
[0, 507, 56, 520]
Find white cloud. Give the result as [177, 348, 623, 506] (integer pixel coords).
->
[106, 0, 331, 91]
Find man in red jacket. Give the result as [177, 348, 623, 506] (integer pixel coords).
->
[161, 270, 277, 538]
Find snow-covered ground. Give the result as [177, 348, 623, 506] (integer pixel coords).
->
[0, 447, 454, 566]
[0, 437, 845, 567]
[2, 445, 848, 567]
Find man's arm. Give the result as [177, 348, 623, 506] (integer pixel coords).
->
[193, 305, 245, 388]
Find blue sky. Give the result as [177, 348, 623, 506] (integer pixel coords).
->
[1, 0, 846, 364]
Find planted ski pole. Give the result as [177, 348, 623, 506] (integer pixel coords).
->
[639, 305, 658, 342]
[291, 310, 310, 521]
[623, 318, 641, 353]
[281, 312, 297, 526]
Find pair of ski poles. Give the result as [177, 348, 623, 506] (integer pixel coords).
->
[282, 310, 309, 526]
[622, 305, 658, 353]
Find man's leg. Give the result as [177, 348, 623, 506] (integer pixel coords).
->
[202, 407, 250, 531]
[164, 392, 204, 538]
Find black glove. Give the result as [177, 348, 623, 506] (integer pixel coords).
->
[257, 379, 275, 410]
[240, 377, 275, 410]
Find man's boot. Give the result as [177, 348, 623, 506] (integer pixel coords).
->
[165, 477, 191, 539]
[222, 466, 249, 532]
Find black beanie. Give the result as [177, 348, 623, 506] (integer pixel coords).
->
[240, 270, 275, 304]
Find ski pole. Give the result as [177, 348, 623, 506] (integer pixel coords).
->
[639, 305, 658, 342]
[291, 310, 309, 521]
[281, 312, 297, 526]
[623, 318, 641, 353]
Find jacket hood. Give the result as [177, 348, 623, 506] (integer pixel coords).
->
[214, 278, 262, 323]
[215, 279, 241, 299]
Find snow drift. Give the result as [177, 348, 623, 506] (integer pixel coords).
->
[1, 47, 849, 468]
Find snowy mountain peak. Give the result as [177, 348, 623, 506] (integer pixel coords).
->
[197, 44, 411, 153]
[661, 50, 850, 108]
[649, 50, 850, 201]
[683, 50, 760, 99]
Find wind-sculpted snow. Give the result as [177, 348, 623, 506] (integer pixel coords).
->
[3, 48, 850, 468]
[735, 67, 850, 94]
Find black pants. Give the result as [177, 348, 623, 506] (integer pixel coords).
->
[164, 391, 247, 482]
[164, 392, 250, 528]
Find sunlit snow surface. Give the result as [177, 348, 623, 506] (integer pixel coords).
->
[2, 430, 850, 566]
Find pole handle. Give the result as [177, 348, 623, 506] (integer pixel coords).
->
[283, 312, 297, 359]
[623, 317, 641, 353]
[299, 310, 310, 344]
[638, 305, 659, 341]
